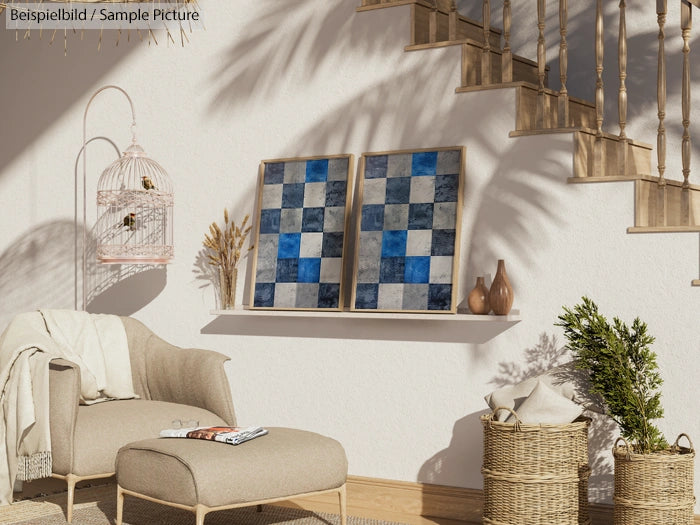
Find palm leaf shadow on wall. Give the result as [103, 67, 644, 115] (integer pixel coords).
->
[208, 0, 405, 113]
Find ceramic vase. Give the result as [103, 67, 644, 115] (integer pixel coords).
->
[467, 276, 491, 314]
[219, 267, 237, 310]
[489, 259, 514, 315]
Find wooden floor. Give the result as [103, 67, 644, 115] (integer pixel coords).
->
[273, 499, 473, 525]
[18, 475, 684, 525]
[15, 477, 475, 525]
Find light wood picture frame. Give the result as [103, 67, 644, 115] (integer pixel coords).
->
[350, 147, 466, 313]
[248, 154, 354, 311]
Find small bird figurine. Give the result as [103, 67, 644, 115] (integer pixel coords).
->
[141, 175, 156, 191]
[122, 213, 136, 231]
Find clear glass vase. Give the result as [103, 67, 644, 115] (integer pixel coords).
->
[218, 267, 237, 310]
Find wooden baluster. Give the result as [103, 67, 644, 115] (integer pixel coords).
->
[536, 0, 547, 128]
[594, 0, 605, 177]
[558, 0, 570, 127]
[482, 0, 492, 85]
[449, 0, 458, 41]
[657, 0, 667, 225]
[618, 0, 628, 175]
[429, 0, 438, 44]
[681, 0, 692, 224]
[502, 0, 513, 82]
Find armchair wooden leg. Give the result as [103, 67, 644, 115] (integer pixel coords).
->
[195, 504, 208, 525]
[338, 484, 347, 525]
[116, 485, 125, 525]
[65, 474, 77, 523]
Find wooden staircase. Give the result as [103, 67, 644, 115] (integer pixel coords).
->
[357, 0, 700, 285]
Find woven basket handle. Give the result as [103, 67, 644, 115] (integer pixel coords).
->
[491, 406, 522, 426]
[673, 433, 695, 453]
[613, 436, 632, 460]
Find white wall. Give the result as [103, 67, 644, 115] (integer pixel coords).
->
[1, 0, 699, 507]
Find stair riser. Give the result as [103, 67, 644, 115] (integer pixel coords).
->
[462, 45, 547, 89]
[635, 180, 700, 228]
[413, 3, 501, 46]
[516, 88, 594, 130]
[574, 133, 651, 179]
[452, 13, 501, 48]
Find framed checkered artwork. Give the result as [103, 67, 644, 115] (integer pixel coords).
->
[351, 147, 465, 313]
[249, 155, 354, 310]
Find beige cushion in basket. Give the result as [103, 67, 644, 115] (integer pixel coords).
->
[485, 367, 576, 421]
[505, 380, 584, 425]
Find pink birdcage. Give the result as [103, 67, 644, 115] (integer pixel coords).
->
[95, 142, 174, 264]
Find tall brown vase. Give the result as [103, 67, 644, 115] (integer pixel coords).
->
[468, 276, 491, 314]
[489, 259, 514, 315]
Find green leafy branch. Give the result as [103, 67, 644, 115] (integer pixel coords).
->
[556, 297, 667, 453]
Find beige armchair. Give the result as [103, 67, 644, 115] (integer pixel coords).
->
[48, 316, 236, 522]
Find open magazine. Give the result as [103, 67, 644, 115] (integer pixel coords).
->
[159, 426, 268, 445]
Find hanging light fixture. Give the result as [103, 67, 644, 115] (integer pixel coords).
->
[80, 85, 174, 307]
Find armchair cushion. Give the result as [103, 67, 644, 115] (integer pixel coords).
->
[56, 400, 227, 477]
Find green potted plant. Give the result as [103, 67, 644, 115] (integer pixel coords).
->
[557, 297, 694, 525]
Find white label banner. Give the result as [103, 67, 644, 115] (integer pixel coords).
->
[5, 3, 203, 30]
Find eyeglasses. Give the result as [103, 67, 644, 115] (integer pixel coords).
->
[171, 419, 199, 429]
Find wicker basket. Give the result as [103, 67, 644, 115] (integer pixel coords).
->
[481, 407, 591, 525]
[613, 434, 695, 525]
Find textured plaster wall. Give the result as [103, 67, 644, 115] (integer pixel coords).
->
[1, 0, 699, 507]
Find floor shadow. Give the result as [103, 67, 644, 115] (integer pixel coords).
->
[95, 498, 336, 525]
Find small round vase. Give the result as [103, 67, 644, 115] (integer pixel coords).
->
[467, 276, 491, 314]
[489, 259, 514, 315]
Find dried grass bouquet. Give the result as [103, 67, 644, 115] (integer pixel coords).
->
[203, 209, 253, 308]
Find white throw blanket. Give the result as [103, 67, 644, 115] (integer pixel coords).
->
[0, 310, 136, 505]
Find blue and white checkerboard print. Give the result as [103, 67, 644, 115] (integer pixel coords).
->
[352, 148, 463, 312]
[251, 156, 352, 310]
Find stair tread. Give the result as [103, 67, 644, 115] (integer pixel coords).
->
[510, 128, 652, 149]
[628, 226, 700, 233]
[407, 40, 540, 70]
[568, 174, 700, 190]
[457, 82, 592, 107]
[357, 0, 427, 12]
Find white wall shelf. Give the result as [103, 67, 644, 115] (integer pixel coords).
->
[203, 308, 521, 343]
[211, 307, 521, 322]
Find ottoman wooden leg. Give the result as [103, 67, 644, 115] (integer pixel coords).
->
[116, 485, 125, 525]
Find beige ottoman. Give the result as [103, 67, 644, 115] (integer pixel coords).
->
[115, 428, 348, 525]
